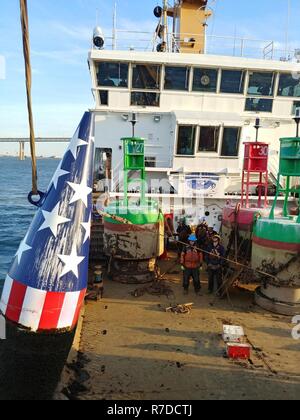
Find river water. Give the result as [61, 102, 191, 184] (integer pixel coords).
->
[0, 157, 58, 287]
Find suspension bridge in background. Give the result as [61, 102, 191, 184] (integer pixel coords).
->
[0, 138, 69, 160]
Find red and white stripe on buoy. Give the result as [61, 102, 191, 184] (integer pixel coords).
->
[0, 276, 86, 332]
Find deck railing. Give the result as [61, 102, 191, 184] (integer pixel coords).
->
[97, 30, 297, 62]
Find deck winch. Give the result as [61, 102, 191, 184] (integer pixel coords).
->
[222, 119, 274, 256]
[253, 136, 300, 315]
[104, 135, 164, 283]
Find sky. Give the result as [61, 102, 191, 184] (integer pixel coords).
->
[0, 0, 299, 156]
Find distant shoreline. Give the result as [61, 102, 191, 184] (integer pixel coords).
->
[0, 155, 61, 159]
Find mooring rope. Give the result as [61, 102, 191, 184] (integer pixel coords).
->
[20, 0, 38, 195]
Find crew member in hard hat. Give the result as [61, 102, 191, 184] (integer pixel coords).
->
[176, 218, 192, 260]
[180, 234, 203, 295]
[206, 235, 225, 295]
[196, 222, 209, 251]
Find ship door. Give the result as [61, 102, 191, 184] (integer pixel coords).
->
[94, 148, 112, 192]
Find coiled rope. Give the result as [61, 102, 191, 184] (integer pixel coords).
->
[20, 0, 38, 195]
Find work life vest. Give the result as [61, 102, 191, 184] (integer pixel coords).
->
[181, 247, 203, 269]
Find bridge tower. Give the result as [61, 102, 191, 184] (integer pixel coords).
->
[19, 141, 25, 160]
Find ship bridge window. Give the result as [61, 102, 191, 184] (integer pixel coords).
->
[221, 128, 241, 157]
[145, 157, 156, 167]
[131, 92, 160, 107]
[96, 62, 129, 88]
[132, 64, 161, 90]
[99, 91, 108, 106]
[164, 66, 190, 91]
[193, 68, 218, 93]
[248, 72, 275, 96]
[292, 101, 300, 114]
[198, 126, 220, 152]
[220, 70, 245, 94]
[278, 73, 300, 97]
[245, 98, 273, 113]
[176, 125, 196, 155]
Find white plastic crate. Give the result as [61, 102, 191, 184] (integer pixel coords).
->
[223, 325, 245, 343]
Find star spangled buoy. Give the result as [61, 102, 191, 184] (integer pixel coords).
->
[0, 111, 94, 332]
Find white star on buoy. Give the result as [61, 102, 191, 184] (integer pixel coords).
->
[38, 203, 71, 237]
[50, 162, 69, 190]
[58, 244, 85, 278]
[15, 233, 32, 265]
[67, 180, 92, 207]
[67, 134, 88, 160]
[81, 214, 92, 243]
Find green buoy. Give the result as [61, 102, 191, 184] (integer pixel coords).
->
[253, 130, 300, 315]
[103, 128, 164, 284]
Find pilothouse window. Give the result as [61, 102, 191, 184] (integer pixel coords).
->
[245, 98, 273, 113]
[292, 101, 300, 114]
[220, 70, 245, 94]
[176, 126, 196, 155]
[99, 91, 108, 106]
[248, 72, 275, 96]
[165, 66, 190, 91]
[221, 128, 241, 157]
[96, 62, 129, 88]
[193, 68, 218, 93]
[131, 92, 160, 107]
[132, 64, 161, 90]
[198, 127, 220, 152]
[278, 73, 300, 97]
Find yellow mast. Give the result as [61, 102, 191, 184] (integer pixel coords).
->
[173, 0, 212, 54]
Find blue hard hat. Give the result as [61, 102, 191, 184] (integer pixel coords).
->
[188, 234, 197, 242]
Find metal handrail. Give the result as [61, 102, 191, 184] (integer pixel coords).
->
[97, 30, 296, 61]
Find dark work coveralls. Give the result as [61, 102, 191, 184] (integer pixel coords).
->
[206, 244, 225, 293]
[177, 224, 192, 258]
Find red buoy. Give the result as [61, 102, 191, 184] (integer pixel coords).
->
[222, 138, 271, 253]
[242, 142, 269, 209]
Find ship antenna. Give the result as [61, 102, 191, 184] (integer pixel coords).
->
[112, 2, 117, 50]
[162, 0, 168, 52]
[285, 0, 291, 60]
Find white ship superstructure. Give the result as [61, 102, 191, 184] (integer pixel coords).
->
[88, 0, 300, 229]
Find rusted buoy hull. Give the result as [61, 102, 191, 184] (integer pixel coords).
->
[221, 205, 275, 251]
[104, 221, 161, 260]
[103, 202, 164, 284]
[252, 218, 300, 316]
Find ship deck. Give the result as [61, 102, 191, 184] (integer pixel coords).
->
[58, 256, 300, 401]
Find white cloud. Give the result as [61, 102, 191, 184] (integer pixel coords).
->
[41, 17, 156, 52]
[49, 22, 92, 42]
[31, 48, 88, 66]
[117, 17, 155, 34]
